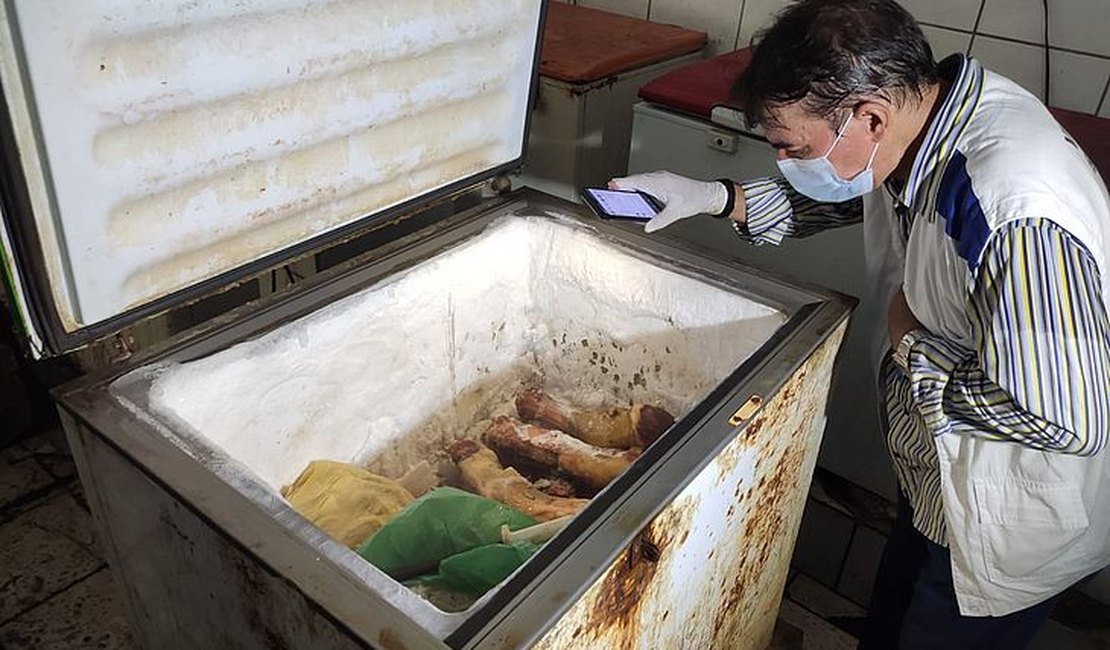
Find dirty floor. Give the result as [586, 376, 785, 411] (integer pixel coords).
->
[1, 425, 1108, 649]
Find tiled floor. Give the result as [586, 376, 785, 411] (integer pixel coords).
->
[1, 426, 1108, 649]
[789, 468, 1110, 650]
[0, 426, 137, 650]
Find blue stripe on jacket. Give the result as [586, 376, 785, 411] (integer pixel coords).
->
[936, 151, 993, 271]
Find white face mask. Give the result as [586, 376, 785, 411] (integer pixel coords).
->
[776, 114, 880, 203]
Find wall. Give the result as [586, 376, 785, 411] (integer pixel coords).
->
[560, 0, 1110, 116]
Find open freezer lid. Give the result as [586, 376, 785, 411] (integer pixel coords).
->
[0, 0, 546, 357]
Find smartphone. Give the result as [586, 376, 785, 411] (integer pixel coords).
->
[580, 187, 663, 221]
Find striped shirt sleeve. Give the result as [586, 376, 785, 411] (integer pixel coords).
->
[731, 177, 863, 246]
[905, 218, 1110, 455]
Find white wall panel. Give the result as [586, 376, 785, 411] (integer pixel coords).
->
[978, 0, 1044, 43]
[736, 0, 788, 47]
[1048, 51, 1110, 115]
[577, 0, 649, 19]
[921, 25, 972, 58]
[1050, 0, 1110, 59]
[650, 0, 744, 55]
[900, 0, 984, 30]
[971, 36, 1046, 100]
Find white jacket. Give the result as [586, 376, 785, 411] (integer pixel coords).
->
[865, 63, 1110, 616]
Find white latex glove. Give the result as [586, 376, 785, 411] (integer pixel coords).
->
[610, 171, 729, 233]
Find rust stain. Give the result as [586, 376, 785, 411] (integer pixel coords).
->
[495, 635, 524, 650]
[714, 434, 803, 638]
[716, 414, 766, 482]
[586, 521, 670, 638]
[377, 629, 407, 650]
[741, 415, 768, 446]
[583, 528, 665, 641]
[579, 494, 698, 646]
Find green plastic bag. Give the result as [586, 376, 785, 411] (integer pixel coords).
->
[356, 487, 536, 579]
[438, 541, 539, 594]
[404, 541, 540, 599]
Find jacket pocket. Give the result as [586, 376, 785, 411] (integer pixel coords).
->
[973, 479, 1090, 587]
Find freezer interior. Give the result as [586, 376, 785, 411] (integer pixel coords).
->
[110, 213, 787, 632]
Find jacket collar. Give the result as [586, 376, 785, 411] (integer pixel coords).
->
[898, 54, 985, 215]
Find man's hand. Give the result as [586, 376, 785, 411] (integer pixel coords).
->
[609, 171, 730, 233]
[888, 288, 924, 348]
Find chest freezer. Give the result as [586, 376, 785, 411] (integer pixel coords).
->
[0, 2, 852, 649]
[518, 3, 705, 202]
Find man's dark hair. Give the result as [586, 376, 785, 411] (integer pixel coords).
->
[735, 0, 939, 127]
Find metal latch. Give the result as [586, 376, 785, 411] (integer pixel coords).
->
[727, 395, 763, 426]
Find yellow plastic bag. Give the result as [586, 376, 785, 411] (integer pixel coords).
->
[282, 460, 414, 548]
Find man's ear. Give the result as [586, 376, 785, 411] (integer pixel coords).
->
[854, 100, 891, 142]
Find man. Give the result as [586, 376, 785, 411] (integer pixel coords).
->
[612, 0, 1110, 647]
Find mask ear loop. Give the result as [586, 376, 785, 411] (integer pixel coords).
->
[823, 113, 855, 158]
[864, 140, 880, 171]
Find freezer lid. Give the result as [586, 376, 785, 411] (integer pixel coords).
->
[0, 0, 546, 357]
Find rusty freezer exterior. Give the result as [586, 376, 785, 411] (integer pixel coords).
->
[55, 190, 852, 649]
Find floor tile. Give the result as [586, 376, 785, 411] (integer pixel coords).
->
[777, 598, 859, 650]
[1, 441, 32, 464]
[0, 569, 137, 650]
[788, 573, 866, 619]
[1050, 589, 1110, 649]
[836, 526, 887, 607]
[1078, 569, 1110, 608]
[1028, 619, 1103, 650]
[813, 469, 896, 535]
[0, 493, 104, 622]
[808, 479, 854, 518]
[0, 456, 55, 511]
[791, 499, 855, 587]
[19, 427, 77, 480]
[69, 482, 90, 513]
[769, 617, 805, 649]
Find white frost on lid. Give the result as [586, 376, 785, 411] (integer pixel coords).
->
[9, 0, 541, 327]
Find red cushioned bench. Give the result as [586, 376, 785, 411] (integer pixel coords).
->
[539, 3, 707, 84]
[638, 48, 752, 120]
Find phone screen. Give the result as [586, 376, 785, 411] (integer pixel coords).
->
[581, 188, 660, 220]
